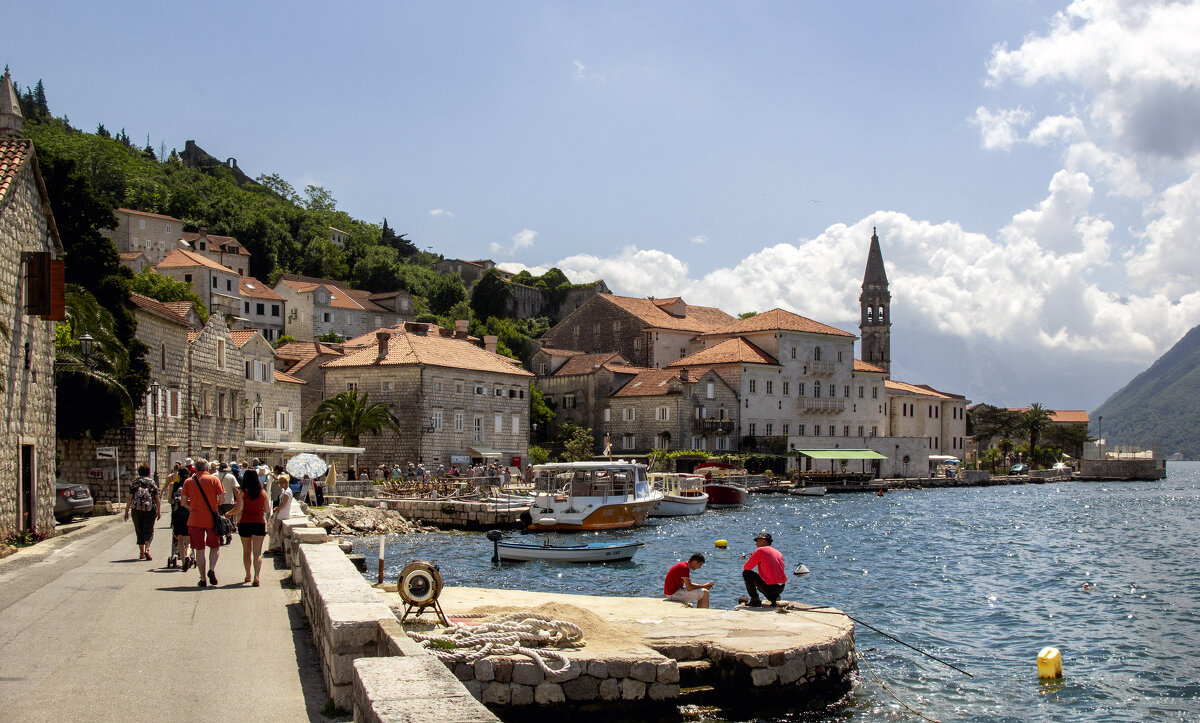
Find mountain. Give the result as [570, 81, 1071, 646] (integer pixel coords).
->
[1092, 324, 1200, 459]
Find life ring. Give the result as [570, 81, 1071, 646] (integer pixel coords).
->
[398, 560, 442, 606]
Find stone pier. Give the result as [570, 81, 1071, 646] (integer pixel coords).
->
[324, 495, 526, 530]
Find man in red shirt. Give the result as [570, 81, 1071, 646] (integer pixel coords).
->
[664, 553, 713, 608]
[742, 531, 787, 607]
[181, 459, 225, 588]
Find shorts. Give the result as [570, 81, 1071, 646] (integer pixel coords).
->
[238, 522, 267, 538]
[188, 525, 220, 549]
[667, 588, 706, 604]
[172, 513, 190, 537]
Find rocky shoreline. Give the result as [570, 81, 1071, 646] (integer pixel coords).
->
[309, 504, 438, 535]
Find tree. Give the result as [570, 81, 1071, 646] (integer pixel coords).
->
[128, 268, 208, 322]
[273, 334, 297, 348]
[55, 285, 137, 438]
[529, 385, 554, 440]
[559, 424, 595, 462]
[33, 79, 48, 119]
[738, 311, 758, 319]
[427, 273, 467, 315]
[1023, 403, 1053, 449]
[95, 123, 110, 138]
[470, 268, 513, 320]
[352, 246, 401, 292]
[303, 390, 400, 447]
[317, 330, 344, 344]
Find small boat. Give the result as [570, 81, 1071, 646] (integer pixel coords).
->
[492, 538, 645, 563]
[521, 461, 663, 531]
[648, 473, 709, 517]
[695, 463, 748, 508]
[788, 486, 827, 497]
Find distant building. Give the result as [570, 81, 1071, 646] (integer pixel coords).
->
[274, 273, 403, 342]
[273, 341, 344, 433]
[155, 248, 242, 319]
[186, 314, 246, 464]
[530, 349, 639, 450]
[103, 208, 184, 265]
[118, 251, 152, 274]
[0, 69, 65, 536]
[233, 329, 305, 448]
[236, 277, 286, 342]
[606, 367, 740, 455]
[181, 228, 251, 276]
[433, 258, 500, 286]
[329, 227, 348, 247]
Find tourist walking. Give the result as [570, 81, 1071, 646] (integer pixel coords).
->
[664, 553, 713, 608]
[170, 473, 194, 571]
[181, 459, 225, 588]
[741, 532, 787, 607]
[218, 462, 239, 544]
[232, 467, 269, 586]
[124, 465, 160, 561]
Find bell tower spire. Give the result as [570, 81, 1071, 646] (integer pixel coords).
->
[0, 66, 25, 137]
[859, 227, 891, 376]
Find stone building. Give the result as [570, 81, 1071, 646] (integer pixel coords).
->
[530, 349, 639, 449]
[605, 368, 740, 455]
[859, 227, 891, 375]
[118, 251, 152, 274]
[320, 322, 533, 470]
[0, 70, 64, 537]
[274, 273, 402, 342]
[363, 290, 416, 322]
[507, 279, 611, 323]
[883, 380, 969, 456]
[156, 248, 241, 319]
[540, 294, 735, 369]
[273, 341, 343, 433]
[103, 208, 185, 265]
[130, 294, 195, 480]
[182, 228, 251, 276]
[186, 314, 246, 463]
[233, 330, 305, 446]
[236, 276, 286, 342]
[432, 258, 499, 286]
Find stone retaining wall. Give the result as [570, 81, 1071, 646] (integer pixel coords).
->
[323, 496, 525, 530]
[450, 654, 680, 708]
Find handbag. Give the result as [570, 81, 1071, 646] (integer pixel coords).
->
[193, 475, 235, 540]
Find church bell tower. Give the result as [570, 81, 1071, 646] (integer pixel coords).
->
[859, 227, 891, 376]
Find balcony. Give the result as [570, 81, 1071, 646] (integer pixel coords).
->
[797, 397, 845, 414]
[804, 360, 836, 375]
[693, 417, 736, 435]
[251, 427, 280, 443]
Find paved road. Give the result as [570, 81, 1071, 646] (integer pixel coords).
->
[0, 509, 335, 722]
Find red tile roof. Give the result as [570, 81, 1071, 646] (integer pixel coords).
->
[854, 359, 887, 373]
[157, 248, 236, 273]
[163, 301, 198, 321]
[1006, 408, 1090, 424]
[182, 231, 249, 254]
[276, 274, 391, 313]
[273, 341, 344, 374]
[274, 369, 306, 385]
[116, 208, 181, 222]
[595, 294, 735, 333]
[229, 329, 262, 347]
[666, 337, 779, 367]
[886, 380, 964, 400]
[240, 277, 284, 300]
[704, 308, 854, 338]
[539, 347, 583, 357]
[554, 352, 629, 376]
[0, 137, 33, 207]
[129, 293, 192, 327]
[323, 328, 533, 377]
[611, 368, 685, 397]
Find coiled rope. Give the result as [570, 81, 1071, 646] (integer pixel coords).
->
[407, 612, 584, 675]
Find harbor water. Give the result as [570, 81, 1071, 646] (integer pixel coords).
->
[355, 461, 1200, 722]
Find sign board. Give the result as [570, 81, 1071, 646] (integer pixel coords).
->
[450, 455, 470, 465]
[96, 447, 118, 460]
[510, 456, 522, 468]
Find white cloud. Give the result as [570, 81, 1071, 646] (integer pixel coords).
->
[429, 208, 455, 219]
[512, 228, 537, 252]
[972, 106, 1033, 151]
[573, 60, 606, 83]
[689, 235, 708, 245]
[488, 241, 502, 254]
[1028, 115, 1086, 146]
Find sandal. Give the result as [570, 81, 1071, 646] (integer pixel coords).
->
[252, 579, 260, 587]
[144, 551, 152, 561]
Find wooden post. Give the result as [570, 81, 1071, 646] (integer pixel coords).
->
[377, 534, 385, 585]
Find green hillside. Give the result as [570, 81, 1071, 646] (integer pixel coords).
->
[1092, 324, 1200, 459]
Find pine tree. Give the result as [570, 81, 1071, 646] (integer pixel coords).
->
[33, 80, 48, 118]
[96, 123, 110, 138]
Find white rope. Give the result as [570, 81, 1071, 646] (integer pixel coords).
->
[407, 612, 584, 674]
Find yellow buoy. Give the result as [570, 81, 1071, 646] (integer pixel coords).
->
[1037, 647, 1062, 679]
[715, 539, 728, 548]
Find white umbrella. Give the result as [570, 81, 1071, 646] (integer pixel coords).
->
[286, 453, 329, 479]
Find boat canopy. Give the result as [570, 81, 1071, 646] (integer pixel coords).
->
[794, 449, 887, 460]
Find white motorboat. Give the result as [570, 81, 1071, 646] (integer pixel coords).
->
[789, 486, 827, 496]
[648, 473, 709, 517]
[520, 461, 663, 531]
[491, 537, 645, 563]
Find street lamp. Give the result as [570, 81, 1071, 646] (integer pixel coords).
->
[1097, 415, 1103, 459]
[78, 333, 94, 357]
[150, 380, 160, 482]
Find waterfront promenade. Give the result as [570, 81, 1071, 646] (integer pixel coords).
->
[0, 508, 331, 722]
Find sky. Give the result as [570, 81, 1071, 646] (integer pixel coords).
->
[10, 0, 1200, 412]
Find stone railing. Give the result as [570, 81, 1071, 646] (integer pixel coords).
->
[796, 397, 845, 414]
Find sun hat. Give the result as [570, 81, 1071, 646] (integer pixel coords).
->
[754, 531, 773, 544]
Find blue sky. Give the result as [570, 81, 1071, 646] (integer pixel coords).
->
[11, 1, 1200, 412]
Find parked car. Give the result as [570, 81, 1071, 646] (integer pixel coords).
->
[54, 480, 94, 523]
[1009, 463, 1030, 475]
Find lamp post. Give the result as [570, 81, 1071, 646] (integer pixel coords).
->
[1097, 415, 1103, 460]
[150, 381, 160, 482]
[78, 332, 94, 357]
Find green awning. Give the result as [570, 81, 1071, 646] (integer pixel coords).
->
[795, 449, 887, 460]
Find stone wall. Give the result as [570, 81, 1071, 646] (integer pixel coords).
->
[323, 497, 526, 530]
[542, 298, 652, 367]
[0, 153, 59, 537]
[187, 315, 246, 463]
[1079, 458, 1166, 480]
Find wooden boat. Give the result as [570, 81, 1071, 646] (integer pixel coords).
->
[492, 538, 645, 563]
[788, 486, 827, 497]
[521, 461, 663, 531]
[694, 463, 748, 508]
[648, 473, 709, 517]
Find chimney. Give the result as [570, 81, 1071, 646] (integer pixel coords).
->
[376, 331, 390, 359]
[455, 320, 469, 333]
[679, 368, 689, 382]
[484, 335, 498, 354]
[198, 226, 208, 236]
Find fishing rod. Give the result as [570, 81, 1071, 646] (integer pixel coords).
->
[789, 605, 973, 678]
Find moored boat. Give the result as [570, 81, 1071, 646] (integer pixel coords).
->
[695, 463, 748, 508]
[648, 473, 709, 516]
[492, 538, 645, 563]
[521, 461, 663, 531]
[788, 486, 827, 497]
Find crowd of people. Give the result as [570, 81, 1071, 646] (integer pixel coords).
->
[366, 461, 524, 484]
[124, 457, 312, 588]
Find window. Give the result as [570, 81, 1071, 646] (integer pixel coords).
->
[244, 301, 250, 314]
[432, 411, 442, 431]
[494, 414, 503, 434]
[322, 312, 331, 323]
[382, 381, 393, 392]
[226, 279, 232, 292]
[592, 322, 600, 333]
[813, 347, 822, 361]
[474, 385, 486, 395]
[798, 383, 805, 396]
[633, 338, 640, 350]
[858, 425, 864, 436]
[455, 413, 463, 432]
[434, 382, 442, 392]
[716, 436, 727, 451]
[562, 395, 577, 409]
[456, 383, 463, 393]
[858, 386, 864, 399]
[622, 407, 635, 421]
[783, 424, 789, 436]
[512, 416, 519, 434]
[813, 382, 821, 398]
[798, 424, 805, 436]
[765, 423, 773, 436]
[216, 339, 225, 369]
[346, 381, 358, 392]
[782, 381, 789, 396]
[212, 277, 217, 289]
[139, 219, 146, 229]
[656, 406, 670, 421]
[844, 385, 851, 398]
[706, 382, 714, 399]
[838, 350, 843, 363]
[245, 361, 252, 380]
[871, 425, 878, 436]
[766, 380, 773, 395]
[613, 320, 622, 332]
[655, 433, 670, 448]
[277, 410, 287, 431]
[171, 389, 180, 417]
[494, 387, 505, 397]
[749, 379, 757, 394]
[749, 423, 757, 436]
[843, 425, 850, 436]
[184, 274, 192, 283]
[680, 348, 686, 358]
[256, 303, 265, 315]
[622, 434, 635, 450]
[790, 347, 797, 359]
[539, 363, 549, 375]
[872, 387, 878, 399]
[473, 416, 483, 442]
[604, 408, 611, 422]
[271, 304, 280, 317]
[161, 344, 166, 370]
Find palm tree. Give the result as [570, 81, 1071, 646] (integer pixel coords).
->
[54, 284, 133, 413]
[303, 390, 400, 447]
[1023, 403, 1053, 449]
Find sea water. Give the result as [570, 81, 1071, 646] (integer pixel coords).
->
[356, 461, 1200, 722]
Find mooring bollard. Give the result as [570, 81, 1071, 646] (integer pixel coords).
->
[378, 534, 385, 585]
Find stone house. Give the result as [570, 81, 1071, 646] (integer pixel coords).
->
[329, 226, 348, 247]
[530, 349, 640, 450]
[507, 279, 610, 323]
[884, 380, 968, 458]
[0, 75, 64, 537]
[605, 368, 739, 455]
[320, 322, 533, 470]
[181, 227, 251, 276]
[433, 258, 499, 286]
[540, 294, 735, 369]
[233, 330, 305, 446]
[103, 208, 184, 265]
[130, 294, 195, 480]
[118, 251, 152, 274]
[186, 313, 246, 464]
[363, 290, 415, 322]
[273, 341, 344, 433]
[274, 273, 401, 342]
[156, 248, 241, 319]
[236, 276, 286, 342]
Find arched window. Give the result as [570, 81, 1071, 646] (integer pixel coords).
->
[877, 306, 885, 322]
[866, 307, 873, 323]
[813, 347, 822, 361]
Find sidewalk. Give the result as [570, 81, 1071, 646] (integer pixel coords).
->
[0, 507, 336, 722]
